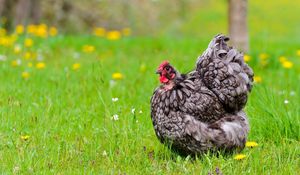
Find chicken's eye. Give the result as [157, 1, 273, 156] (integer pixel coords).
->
[165, 66, 170, 71]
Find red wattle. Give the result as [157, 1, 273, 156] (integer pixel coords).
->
[159, 76, 169, 83]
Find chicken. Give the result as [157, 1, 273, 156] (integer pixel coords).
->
[150, 34, 253, 155]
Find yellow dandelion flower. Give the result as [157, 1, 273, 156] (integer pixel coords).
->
[82, 45, 95, 53]
[20, 135, 30, 141]
[11, 59, 21, 67]
[253, 76, 262, 83]
[112, 72, 123, 80]
[24, 38, 33, 47]
[297, 50, 300, 56]
[27, 24, 37, 34]
[0, 35, 16, 46]
[72, 63, 81, 70]
[107, 30, 121, 40]
[259, 53, 269, 60]
[122, 28, 131, 36]
[35, 24, 48, 38]
[279, 56, 287, 63]
[94, 27, 106, 37]
[234, 154, 246, 160]
[282, 61, 293, 69]
[21, 71, 30, 79]
[32, 52, 37, 59]
[260, 59, 268, 67]
[0, 37, 5, 46]
[246, 141, 258, 148]
[15, 25, 24, 34]
[28, 62, 33, 67]
[243, 54, 251, 62]
[11, 60, 18, 67]
[23, 52, 32, 60]
[36, 62, 46, 69]
[49, 26, 58, 36]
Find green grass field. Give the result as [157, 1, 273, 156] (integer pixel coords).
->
[1, 1, 300, 174]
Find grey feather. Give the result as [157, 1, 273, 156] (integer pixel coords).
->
[150, 34, 252, 155]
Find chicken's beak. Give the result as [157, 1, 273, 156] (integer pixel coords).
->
[156, 70, 162, 74]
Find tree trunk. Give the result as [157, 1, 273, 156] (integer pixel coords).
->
[0, 0, 6, 16]
[15, 0, 41, 25]
[15, 0, 31, 25]
[30, 0, 41, 24]
[228, 0, 249, 52]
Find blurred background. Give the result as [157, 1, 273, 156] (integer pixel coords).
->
[0, 0, 300, 53]
[0, 1, 299, 35]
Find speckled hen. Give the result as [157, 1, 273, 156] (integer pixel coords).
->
[150, 34, 253, 155]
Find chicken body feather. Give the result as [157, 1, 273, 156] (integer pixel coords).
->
[196, 34, 253, 112]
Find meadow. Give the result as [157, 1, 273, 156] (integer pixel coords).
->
[0, 1, 300, 174]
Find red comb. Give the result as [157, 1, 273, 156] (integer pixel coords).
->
[158, 60, 169, 69]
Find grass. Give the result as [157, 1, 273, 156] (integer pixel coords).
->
[0, 35, 299, 174]
[0, 1, 300, 174]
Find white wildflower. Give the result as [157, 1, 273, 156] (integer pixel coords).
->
[284, 100, 289, 104]
[290, 91, 295, 96]
[73, 52, 80, 59]
[0, 55, 7, 61]
[16, 59, 22, 65]
[14, 44, 21, 52]
[139, 110, 143, 114]
[102, 150, 107, 156]
[37, 54, 44, 61]
[109, 80, 116, 88]
[112, 114, 119, 121]
[112, 97, 119, 102]
[13, 166, 20, 174]
[131, 108, 136, 114]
